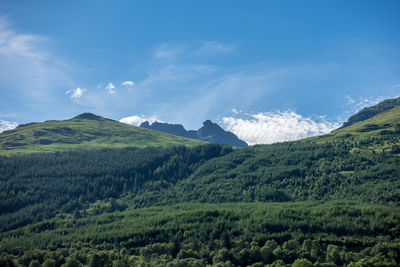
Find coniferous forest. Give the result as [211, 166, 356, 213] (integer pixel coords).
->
[0, 104, 400, 266]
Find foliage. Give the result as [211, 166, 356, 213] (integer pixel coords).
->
[0, 144, 232, 232]
[0, 202, 399, 266]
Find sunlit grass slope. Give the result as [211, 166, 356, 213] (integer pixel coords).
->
[0, 113, 204, 155]
[309, 105, 400, 147]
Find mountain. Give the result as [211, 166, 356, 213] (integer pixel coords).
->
[340, 96, 400, 129]
[0, 113, 204, 155]
[0, 102, 399, 266]
[140, 119, 248, 147]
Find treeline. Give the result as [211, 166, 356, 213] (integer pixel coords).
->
[0, 202, 399, 266]
[0, 144, 232, 232]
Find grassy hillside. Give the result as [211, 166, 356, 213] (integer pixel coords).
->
[317, 104, 400, 142]
[0, 113, 204, 155]
[339, 96, 400, 128]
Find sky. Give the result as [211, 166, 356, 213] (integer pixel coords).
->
[0, 1, 399, 144]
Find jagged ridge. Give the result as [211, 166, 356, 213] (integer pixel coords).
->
[140, 120, 248, 147]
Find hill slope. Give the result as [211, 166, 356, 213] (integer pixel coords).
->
[140, 120, 248, 147]
[0, 113, 204, 155]
[340, 96, 400, 128]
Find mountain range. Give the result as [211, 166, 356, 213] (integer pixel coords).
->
[0, 98, 399, 266]
[140, 120, 248, 147]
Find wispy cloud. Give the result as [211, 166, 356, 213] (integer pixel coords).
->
[391, 84, 400, 90]
[154, 43, 184, 60]
[153, 40, 234, 61]
[0, 16, 72, 104]
[66, 87, 86, 99]
[345, 95, 355, 104]
[192, 41, 235, 56]
[105, 82, 116, 94]
[0, 120, 18, 133]
[119, 115, 158, 126]
[222, 111, 340, 145]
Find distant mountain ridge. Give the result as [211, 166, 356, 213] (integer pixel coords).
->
[140, 120, 248, 147]
[340, 96, 400, 129]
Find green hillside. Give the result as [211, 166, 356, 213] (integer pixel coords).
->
[0, 103, 400, 266]
[339, 96, 400, 129]
[0, 113, 204, 155]
[318, 104, 400, 141]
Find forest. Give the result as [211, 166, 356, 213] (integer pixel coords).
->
[0, 202, 399, 266]
[0, 105, 399, 266]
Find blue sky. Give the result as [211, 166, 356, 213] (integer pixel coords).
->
[0, 1, 399, 144]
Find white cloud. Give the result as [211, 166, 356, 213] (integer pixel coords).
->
[66, 87, 86, 99]
[222, 111, 340, 145]
[119, 115, 158, 126]
[192, 41, 235, 56]
[121, 81, 134, 92]
[105, 82, 116, 94]
[121, 81, 134, 86]
[0, 120, 18, 133]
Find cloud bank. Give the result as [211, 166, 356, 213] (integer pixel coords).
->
[119, 115, 158, 126]
[222, 111, 340, 145]
[0, 120, 18, 133]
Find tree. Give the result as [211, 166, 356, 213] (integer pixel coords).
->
[292, 258, 313, 267]
[326, 245, 340, 265]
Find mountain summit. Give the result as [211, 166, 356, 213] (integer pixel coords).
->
[140, 120, 248, 147]
[0, 113, 203, 155]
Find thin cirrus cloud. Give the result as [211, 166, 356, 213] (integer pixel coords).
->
[0, 16, 72, 104]
[0, 120, 18, 133]
[154, 43, 184, 60]
[222, 111, 341, 145]
[153, 40, 234, 61]
[119, 115, 158, 126]
[191, 41, 235, 56]
[66, 87, 86, 99]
